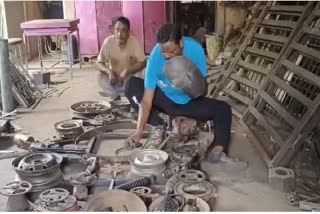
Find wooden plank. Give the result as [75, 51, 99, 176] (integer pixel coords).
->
[291, 42, 320, 61]
[260, 91, 299, 125]
[245, 47, 279, 60]
[240, 120, 272, 166]
[237, 60, 270, 75]
[304, 27, 320, 38]
[260, 20, 298, 29]
[229, 74, 260, 90]
[269, 75, 313, 107]
[263, 5, 305, 13]
[282, 59, 320, 87]
[252, 33, 288, 44]
[249, 107, 285, 146]
[222, 88, 252, 105]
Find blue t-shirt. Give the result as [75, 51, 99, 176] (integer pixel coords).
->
[144, 37, 207, 104]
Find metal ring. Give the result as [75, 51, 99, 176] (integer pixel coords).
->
[130, 187, 152, 196]
[0, 181, 32, 196]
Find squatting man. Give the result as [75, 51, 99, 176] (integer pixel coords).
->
[96, 16, 146, 101]
[124, 24, 232, 162]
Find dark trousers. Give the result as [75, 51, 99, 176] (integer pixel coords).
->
[124, 77, 232, 153]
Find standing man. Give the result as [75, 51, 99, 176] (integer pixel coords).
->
[124, 24, 232, 162]
[96, 16, 146, 101]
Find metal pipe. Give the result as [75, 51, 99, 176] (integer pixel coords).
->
[0, 38, 14, 113]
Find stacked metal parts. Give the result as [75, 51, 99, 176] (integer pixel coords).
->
[12, 153, 63, 193]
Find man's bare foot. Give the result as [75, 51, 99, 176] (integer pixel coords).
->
[207, 145, 225, 163]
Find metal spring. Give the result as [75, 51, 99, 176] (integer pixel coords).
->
[115, 175, 156, 191]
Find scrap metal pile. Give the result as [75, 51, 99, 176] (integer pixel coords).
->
[1, 100, 217, 211]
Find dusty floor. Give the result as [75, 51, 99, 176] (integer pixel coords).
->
[0, 63, 299, 211]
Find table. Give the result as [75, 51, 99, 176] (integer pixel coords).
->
[20, 19, 81, 79]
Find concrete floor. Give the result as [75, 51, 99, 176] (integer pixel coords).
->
[0, 65, 299, 211]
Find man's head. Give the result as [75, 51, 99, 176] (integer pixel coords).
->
[157, 24, 183, 60]
[113, 16, 130, 46]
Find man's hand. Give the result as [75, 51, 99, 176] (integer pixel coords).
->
[126, 131, 143, 148]
[119, 69, 128, 86]
[109, 72, 118, 85]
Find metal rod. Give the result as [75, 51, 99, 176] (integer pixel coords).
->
[0, 39, 14, 113]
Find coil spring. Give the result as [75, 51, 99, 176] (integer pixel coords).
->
[115, 175, 156, 191]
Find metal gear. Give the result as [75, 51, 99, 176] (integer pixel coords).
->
[0, 181, 32, 196]
[39, 188, 70, 203]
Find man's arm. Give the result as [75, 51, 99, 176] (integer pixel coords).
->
[96, 62, 112, 75]
[134, 89, 154, 137]
[125, 59, 147, 75]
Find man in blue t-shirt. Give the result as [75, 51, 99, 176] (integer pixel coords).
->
[124, 24, 232, 162]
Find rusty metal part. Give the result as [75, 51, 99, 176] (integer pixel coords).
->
[34, 194, 79, 211]
[178, 170, 207, 184]
[85, 156, 97, 173]
[88, 113, 116, 126]
[70, 172, 97, 186]
[13, 134, 34, 149]
[130, 187, 160, 204]
[174, 180, 217, 202]
[130, 186, 152, 196]
[84, 189, 147, 211]
[183, 196, 210, 212]
[39, 188, 70, 203]
[70, 100, 111, 116]
[172, 116, 198, 139]
[0, 181, 32, 211]
[165, 174, 180, 194]
[12, 153, 63, 192]
[148, 194, 185, 212]
[171, 144, 196, 164]
[54, 119, 84, 139]
[130, 149, 168, 176]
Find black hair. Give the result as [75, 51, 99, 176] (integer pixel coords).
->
[113, 16, 130, 30]
[156, 24, 182, 44]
